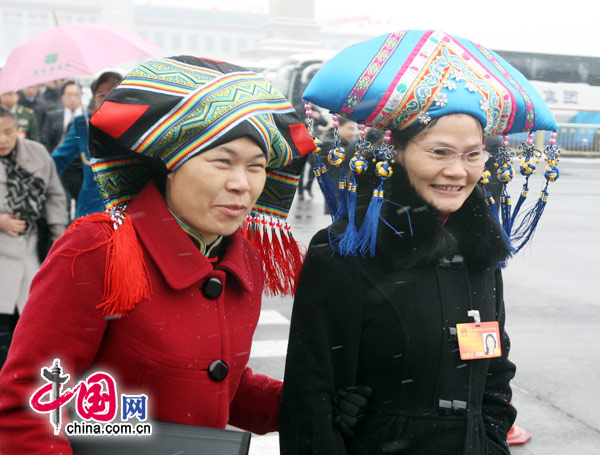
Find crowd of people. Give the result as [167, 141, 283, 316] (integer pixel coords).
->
[0, 28, 561, 455]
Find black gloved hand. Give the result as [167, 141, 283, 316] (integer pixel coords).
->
[332, 385, 372, 438]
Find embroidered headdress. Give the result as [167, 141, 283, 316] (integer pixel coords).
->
[302, 30, 561, 257]
[73, 56, 314, 314]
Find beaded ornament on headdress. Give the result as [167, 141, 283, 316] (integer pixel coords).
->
[329, 126, 412, 257]
[332, 122, 369, 254]
[303, 100, 339, 215]
[478, 131, 560, 253]
[352, 129, 397, 257]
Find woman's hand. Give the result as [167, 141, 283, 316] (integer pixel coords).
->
[0, 213, 27, 237]
[333, 385, 372, 438]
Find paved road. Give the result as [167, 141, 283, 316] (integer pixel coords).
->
[245, 157, 600, 454]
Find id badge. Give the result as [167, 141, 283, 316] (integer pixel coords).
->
[456, 321, 501, 360]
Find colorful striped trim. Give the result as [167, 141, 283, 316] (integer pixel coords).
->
[367, 30, 438, 126]
[252, 203, 290, 218]
[265, 170, 299, 186]
[134, 72, 266, 151]
[164, 99, 294, 170]
[91, 157, 149, 211]
[170, 209, 223, 255]
[340, 31, 406, 116]
[247, 114, 273, 165]
[117, 78, 192, 95]
[154, 58, 222, 75]
[475, 43, 534, 132]
[133, 79, 294, 170]
[444, 39, 514, 135]
[91, 157, 141, 174]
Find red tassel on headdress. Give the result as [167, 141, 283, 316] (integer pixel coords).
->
[58, 211, 151, 316]
[261, 219, 283, 296]
[280, 223, 306, 294]
[241, 215, 251, 240]
[271, 222, 291, 294]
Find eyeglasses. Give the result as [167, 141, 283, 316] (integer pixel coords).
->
[410, 140, 492, 166]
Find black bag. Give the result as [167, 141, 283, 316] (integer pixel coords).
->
[35, 214, 53, 262]
[69, 421, 251, 455]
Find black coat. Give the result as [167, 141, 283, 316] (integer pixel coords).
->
[280, 164, 516, 455]
[40, 109, 65, 153]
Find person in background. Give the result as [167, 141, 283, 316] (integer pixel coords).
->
[37, 80, 63, 113]
[51, 71, 122, 219]
[297, 106, 328, 200]
[0, 91, 41, 143]
[0, 56, 364, 455]
[40, 81, 82, 153]
[18, 86, 48, 134]
[280, 30, 560, 454]
[0, 106, 67, 370]
[41, 81, 84, 220]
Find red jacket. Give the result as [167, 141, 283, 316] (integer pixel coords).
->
[0, 181, 282, 454]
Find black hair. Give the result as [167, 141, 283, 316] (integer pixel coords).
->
[485, 135, 503, 154]
[60, 80, 78, 96]
[337, 116, 353, 127]
[0, 105, 16, 123]
[91, 71, 122, 95]
[485, 333, 497, 355]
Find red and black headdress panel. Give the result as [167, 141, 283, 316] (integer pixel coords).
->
[89, 55, 315, 216]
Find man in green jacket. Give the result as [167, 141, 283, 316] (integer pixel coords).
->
[0, 91, 41, 144]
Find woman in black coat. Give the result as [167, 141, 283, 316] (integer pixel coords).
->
[280, 115, 515, 455]
[280, 30, 561, 455]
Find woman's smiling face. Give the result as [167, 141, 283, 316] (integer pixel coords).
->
[396, 114, 485, 214]
[165, 136, 267, 243]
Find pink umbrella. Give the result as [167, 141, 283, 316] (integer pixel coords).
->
[0, 23, 158, 93]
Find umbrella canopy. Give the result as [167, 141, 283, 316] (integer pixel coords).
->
[0, 23, 158, 93]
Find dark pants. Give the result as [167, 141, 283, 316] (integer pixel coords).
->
[0, 309, 19, 371]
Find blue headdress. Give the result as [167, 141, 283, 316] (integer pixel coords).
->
[302, 30, 561, 256]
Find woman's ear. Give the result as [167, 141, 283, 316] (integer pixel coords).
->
[393, 148, 404, 165]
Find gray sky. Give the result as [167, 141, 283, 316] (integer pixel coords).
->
[138, 0, 599, 57]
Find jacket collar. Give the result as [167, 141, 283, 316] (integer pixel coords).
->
[128, 181, 253, 292]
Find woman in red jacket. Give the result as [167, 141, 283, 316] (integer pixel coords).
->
[0, 56, 339, 454]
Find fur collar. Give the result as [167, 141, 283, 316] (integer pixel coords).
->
[334, 163, 511, 270]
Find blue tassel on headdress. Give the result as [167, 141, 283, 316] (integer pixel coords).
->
[303, 100, 339, 217]
[354, 133, 395, 257]
[509, 137, 539, 232]
[510, 140, 560, 252]
[356, 182, 385, 257]
[337, 178, 358, 256]
[335, 176, 349, 221]
[509, 179, 530, 232]
[313, 158, 338, 217]
[498, 168, 513, 235]
[333, 124, 370, 254]
[328, 115, 349, 221]
[478, 168, 500, 223]
[494, 137, 515, 237]
[379, 199, 414, 238]
[510, 186, 548, 253]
